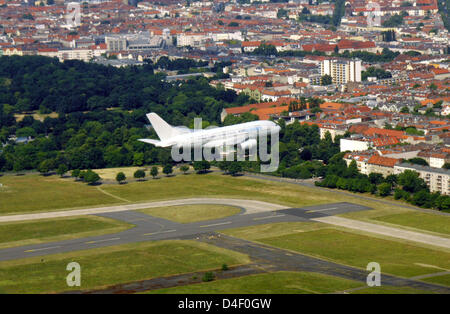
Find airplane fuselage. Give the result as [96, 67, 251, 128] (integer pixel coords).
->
[157, 120, 280, 148]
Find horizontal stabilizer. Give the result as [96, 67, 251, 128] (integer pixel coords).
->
[138, 139, 162, 146]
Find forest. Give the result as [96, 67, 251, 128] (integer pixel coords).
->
[0, 55, 248, 172]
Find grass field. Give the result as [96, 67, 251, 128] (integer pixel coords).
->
[0, 216, 133, 249]
[0, 240, 250, 293]
[222, 221, 325, 241]
[350, 286, 435, 294]
[0, 175, 118, 214]
[421, 274, 450, 287]
[147, 271, 362, 294]
[138, 205, 241, 223]
[372, 212, 450, 236]
[258, 228, 450, 278]
[93, 166, 188, 181]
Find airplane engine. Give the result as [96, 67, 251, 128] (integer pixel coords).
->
[239, 139, 257, 152]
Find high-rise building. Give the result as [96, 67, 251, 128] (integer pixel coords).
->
[320, 59, 361, 85]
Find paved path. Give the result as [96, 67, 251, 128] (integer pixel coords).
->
[0, 198, 289, 223]
[313, 216, 450, 250]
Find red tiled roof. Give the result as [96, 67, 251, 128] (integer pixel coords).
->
[368, 155, 399, 167]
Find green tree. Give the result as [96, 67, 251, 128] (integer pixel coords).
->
[227, 162, 243, 176]
[150, 166, 158, 179]
[71, 169, 80, 179]
[133, 152, 144, 166]
[193, 160, 211, 174]
[180, 165, 189, 174]
[134, 169, 146, 181]
[84, 170, 100, 185]
[398, 170, 427, 193]
[378, 182, 392, 197]
[38, 159, 54, 175]
[56, 164, 68, 177]
[320, 74, 333, 86]
[163, 164, 173, 176]
[116, 172, 126, 184]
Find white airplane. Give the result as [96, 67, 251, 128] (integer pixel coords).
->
[138, 112, 280, 151]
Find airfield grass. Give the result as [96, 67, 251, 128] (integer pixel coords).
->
[138, 205, 241, 223]
[0, 216, 133, 249]
[222, 221, 326, 241]
[93, 166, 188, 181]
[101, 172, 348, 207]
[147, 271, 362, 294]
[0, 240, 250, 294]
[253, 228, 450, 278]
[0, 174, 118, 214]
[1, 171, 449, 239]
[421, 274, 450, 287]
[350, 286, 436, 294]
[371, 212, 450, 236]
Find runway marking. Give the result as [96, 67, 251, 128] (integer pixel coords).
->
[85, 237, 120, 244]
[253, 214, 286, 221]
[200, 221, 232, 228]
[24, 246, 61, 253]
[306, 207, 338, 213]
[143, 229, 176, 236]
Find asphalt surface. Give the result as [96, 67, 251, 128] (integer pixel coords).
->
[67, 232, 450, 294]
[2, 199, 449, 294]
[0, 198, 288, 223]
[0, 202, 370, 262]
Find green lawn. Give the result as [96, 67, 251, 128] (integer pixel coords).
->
[0, 175, 118, 214]
[421, 274, 450, 287]
[147, 271, 362, 294]
[222, 221, 325, 241]
[259, 228, 450, 278]
[101, 172, 348, 207]
[372, 212, 450, 236]
[138, 205, 241, 223]
[0, 216, 133, 249]
[0, 240, 250, 294]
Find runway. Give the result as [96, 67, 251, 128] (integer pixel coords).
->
[1, 199, 449, 294]
[0, 201, 370, 261]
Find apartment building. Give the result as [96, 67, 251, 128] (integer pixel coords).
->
[105, 37, 127, 51]
[320, 59, 362, 84]
[394, 163, 450, 195]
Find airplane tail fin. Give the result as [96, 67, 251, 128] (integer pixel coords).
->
[146, 113, 176, 141]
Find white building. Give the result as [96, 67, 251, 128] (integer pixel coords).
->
[340, 138, 370, 152]
[394, 163, 450, 195]
[321, 59, 362, 84]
